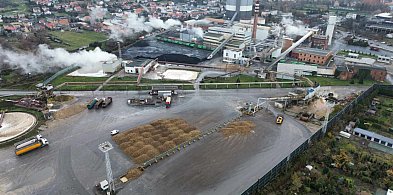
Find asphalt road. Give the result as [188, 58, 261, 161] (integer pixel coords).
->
[0, 87, 367, 195]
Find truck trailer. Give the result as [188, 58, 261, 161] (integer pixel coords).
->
[15, 135, 49, 156]
[87, 98, 98, 110]
[102, 97, 112, 108]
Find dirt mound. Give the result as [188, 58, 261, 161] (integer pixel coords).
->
[112, 118, 201, 165]
[125, 167, 144, 180]
[221, 120, 256, 137]
[54, 103, 85, 119]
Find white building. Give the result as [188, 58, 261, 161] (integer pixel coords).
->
[233, 22, 270, 41]
[377, 55, 391, 64]
[277, 61, 335, 79]
[203, 26, 251, 50]
[277, 62, 317, 78]
[223, 49, 249, 64]
[325, 15, 337, 46]
[124, 58, 157, 74]
[102, 59, 122, 73]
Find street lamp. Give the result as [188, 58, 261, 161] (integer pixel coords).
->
[98, 141, 115, 194]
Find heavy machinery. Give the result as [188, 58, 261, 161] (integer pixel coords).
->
[15, 134, 49, 156]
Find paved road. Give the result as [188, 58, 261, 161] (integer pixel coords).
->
[0, 87, 367, 195]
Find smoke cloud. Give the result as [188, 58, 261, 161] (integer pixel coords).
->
[89, 7, 108, 25]
[190, 27, 204, 38]
[0, 44, 117, 74]
[281, 17, 309, 36]
[109, 12, 181, 41]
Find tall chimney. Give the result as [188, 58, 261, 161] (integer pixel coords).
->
[252, 0, 260, 40]
[117, 41, 122, 59]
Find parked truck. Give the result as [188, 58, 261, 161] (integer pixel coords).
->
[95, 98, 104, 109]
[102, 97, 112, 108]
[87, 98, 98, 110]
[15, 135, 49, 156]
[165, 97, 172, 109]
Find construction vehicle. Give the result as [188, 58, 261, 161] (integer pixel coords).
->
[87, 98, 98, 110]
[276, 115, 284, 124]
[102, 97, 112, 108]
[15, 134, 49, 156]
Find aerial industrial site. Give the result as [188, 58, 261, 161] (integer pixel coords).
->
[0, 0, 393, 194]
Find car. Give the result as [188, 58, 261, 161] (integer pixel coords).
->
[110, 130, 120, 136]
[276, 115, 284, 125]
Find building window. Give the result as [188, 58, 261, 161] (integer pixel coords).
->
[234, 54, 237, 58]
[374, 138, 380, 143]
[360, 134, 365, 138]
[355, 132, 359, 136]
[226, 53, 228, 57]
[367, 136, 372, 140]
[388, 143, 393, 147]
[381, 141, 386, 145]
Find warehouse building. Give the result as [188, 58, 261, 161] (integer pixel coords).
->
[276, 60, 336, 79]
[353, 128, 393, 148]
[291, 47, 333, 66]
[124, 58, 158, 74]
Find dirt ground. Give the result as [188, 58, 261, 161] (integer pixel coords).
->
[53, 103, 86, 120]
[221, 120, 256, 137]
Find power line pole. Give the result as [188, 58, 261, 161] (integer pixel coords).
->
[99, 141, 115, 194]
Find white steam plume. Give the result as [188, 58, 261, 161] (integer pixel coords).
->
[281, 17, 308, 36]
[190, 27, 204, 38]
[109, 12, 181, 41]
[89, 7, 107, 25]
[0, 44, 117, 74]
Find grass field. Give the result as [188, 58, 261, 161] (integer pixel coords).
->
[49, 31, 108, 51]
[307, 76, 380, 86]
[0, 0, 28, 15]
[50, 75, 109, 86]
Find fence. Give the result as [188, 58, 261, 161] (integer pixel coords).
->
[242, 84, 388, 195]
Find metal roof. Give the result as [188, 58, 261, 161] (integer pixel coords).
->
[293, 47, 332, 56]
[354, 127, 393, 144]
[125, 58, 153, 68]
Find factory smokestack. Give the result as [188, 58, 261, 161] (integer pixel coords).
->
[117, 41, 122, 59]
[252, 0, 260, 40]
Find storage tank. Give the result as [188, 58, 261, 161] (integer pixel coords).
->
[226, 0, 253, 22]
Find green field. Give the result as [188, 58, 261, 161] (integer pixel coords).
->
[49, 31, 108, 51]
[0, 0, 28, 15]
[50, 75, 109, 87]
[307, 76, 380, 86]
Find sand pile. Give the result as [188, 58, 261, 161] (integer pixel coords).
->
[53, 103, 86, 119]
[113, 118, 201, 164]
[221, 120, 256, 137]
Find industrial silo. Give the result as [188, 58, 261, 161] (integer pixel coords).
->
[226, 0, 253, 22]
